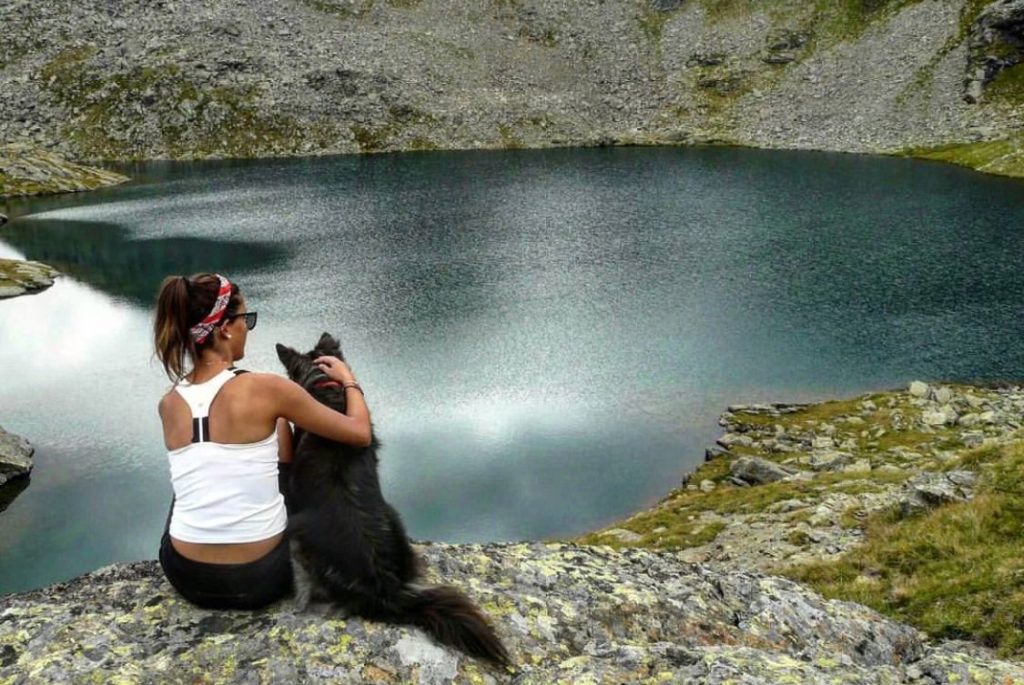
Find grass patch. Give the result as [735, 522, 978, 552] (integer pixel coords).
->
[298, 0, 376, 18]
[786, 441, 1024, 658]
[986, 62, 1024, 103]
[497, 124, 524, 150]
[900, 136, 1024, 179]
[637, 4, 674, 43]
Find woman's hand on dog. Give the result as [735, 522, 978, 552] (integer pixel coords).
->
[314, 355, 355, 384]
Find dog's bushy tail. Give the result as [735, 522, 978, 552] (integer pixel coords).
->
[392, 585, 512, 668]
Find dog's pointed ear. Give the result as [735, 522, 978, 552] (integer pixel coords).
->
[276, 343, 301, 373]
[317, 332, 340, 351]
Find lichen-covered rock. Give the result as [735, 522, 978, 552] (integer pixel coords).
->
[0, 258, 60, 299]
[1, 542, 1023, 683]
[0, 143, 128, 198]
[0, 424, 33, 486]
[965, 0, 1024, 102]
[899, 470, 977, 516]
[730, 455, 795, 485]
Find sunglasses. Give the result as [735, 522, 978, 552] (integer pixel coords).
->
[227, 311, 258, 330]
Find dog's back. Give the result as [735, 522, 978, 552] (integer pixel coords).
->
[277, 334, 511, 670]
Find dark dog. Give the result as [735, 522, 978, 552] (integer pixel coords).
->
[275, 333, 511, 669]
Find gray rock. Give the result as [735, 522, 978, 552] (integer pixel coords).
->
[2, 543, 1024, 683]
[931, 386, 953, 405]
[0, 258, 61, 299]
[909, 381, 930, 398]
[602, 528, 643, 543]
[0, 424, 33, 486]
[809, 451, 852, 472]
[730, 456, 795, 485]
[899, 471, 977, 516]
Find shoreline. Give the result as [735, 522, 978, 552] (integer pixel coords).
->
[568, 379, 1024, 657]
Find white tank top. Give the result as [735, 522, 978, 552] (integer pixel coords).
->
[166, 367, 288, 544]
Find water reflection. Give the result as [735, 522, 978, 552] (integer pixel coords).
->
[0, 476, 29, 515]
[1, 218, 289, 305]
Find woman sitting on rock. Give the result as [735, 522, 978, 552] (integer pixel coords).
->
[152, 272, 371, 609]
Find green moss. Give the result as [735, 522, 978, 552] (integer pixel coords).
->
[637, 5, 673, 43]
[299, 0, 375, 18]
[788, 529, 813, 546]
[0, 171, 51, 197]
[985, 62, 1024, 103]
[497, 124, 524, 149]
[900, 136, 1024, 179]
[407, 136, 438, 151]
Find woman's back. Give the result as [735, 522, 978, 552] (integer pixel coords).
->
[166, 367, 287, 545]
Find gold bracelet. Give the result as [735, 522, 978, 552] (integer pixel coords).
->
[342, 381, 363, 395]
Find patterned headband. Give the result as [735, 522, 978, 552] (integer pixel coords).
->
[189, 275, 232, 345]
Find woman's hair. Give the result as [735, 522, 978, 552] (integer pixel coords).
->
[153, 273, 242, 382]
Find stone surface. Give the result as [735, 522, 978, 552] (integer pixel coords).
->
[0, 143, 128, 198]
[0, 258, 60, 299]
[899, 470, 977, 516]
[0, 424, 33, 486]
[908, 381, 930, 398]
[731, 455, 794, 485]
[2, 542, 1024, 683]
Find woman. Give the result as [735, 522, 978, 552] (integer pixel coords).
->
[152, 272, 372, 609]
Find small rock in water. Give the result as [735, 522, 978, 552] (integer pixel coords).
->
[0, 213, 7, 225]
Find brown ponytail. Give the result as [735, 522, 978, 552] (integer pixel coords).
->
[153, 273, 242, 382]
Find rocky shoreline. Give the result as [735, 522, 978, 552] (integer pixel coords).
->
[0, 143, 128, 198]
[578, 380, 1015, 573]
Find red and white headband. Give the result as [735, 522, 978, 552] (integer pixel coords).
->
[189, 274, 232, 345]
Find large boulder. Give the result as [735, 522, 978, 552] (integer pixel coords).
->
[730, 455, 796, 485]
[1, 542, 1023, 683]
[0, 259, 60, 299]
[0, 424, 33, 486]
[899, 470, 977, 516]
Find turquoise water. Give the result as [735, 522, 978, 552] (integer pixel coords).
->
[1, 145, 1023, 595]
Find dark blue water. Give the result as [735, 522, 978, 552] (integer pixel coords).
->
[2, 145, 1024, 596]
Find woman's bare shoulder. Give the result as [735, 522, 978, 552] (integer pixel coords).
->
[157, 386, 183, 417]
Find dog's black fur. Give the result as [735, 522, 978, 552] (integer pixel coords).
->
[276, 333, 511, 669]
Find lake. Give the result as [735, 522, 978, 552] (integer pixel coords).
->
[2, 145, 1023, 596]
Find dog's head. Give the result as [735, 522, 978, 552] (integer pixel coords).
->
[275, 332, 348, 406]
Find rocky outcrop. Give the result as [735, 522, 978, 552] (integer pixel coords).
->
[2, 541, 1023, 683]
[0, 143, 128, 198]
[966, 0, 1024, 102]
[0, 258, 59, 298]
[0, 1, 1022, 176]
[583, 381, 1024, 573]
[0, 424, 33, 487]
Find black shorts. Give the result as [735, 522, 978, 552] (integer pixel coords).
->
[158, 499, 293, 610]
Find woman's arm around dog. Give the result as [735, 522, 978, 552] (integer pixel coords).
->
[261, 359, 371, 447]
